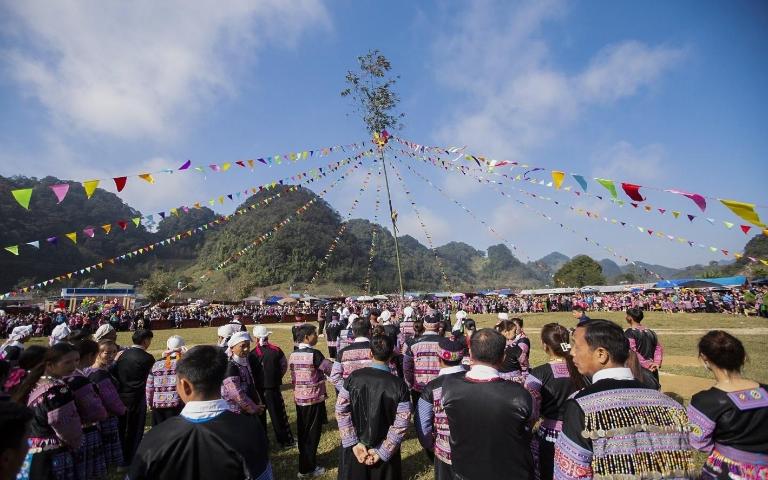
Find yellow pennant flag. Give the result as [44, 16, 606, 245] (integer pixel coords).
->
[720, 199, 765, 227]
[551, 171, 565, 190]
[65, 232, 77, 244]
[67, 273, 73, 279]
[138, 173, 155, 184]
[82, 180, 100, 199]
[221, 163, 231, 172]
[672, 211, 681, 219]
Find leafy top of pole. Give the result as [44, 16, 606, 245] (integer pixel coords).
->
[341, 49, 405, 134]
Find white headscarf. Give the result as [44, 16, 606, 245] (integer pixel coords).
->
[379, 309, 392, 324]
[166, 335, 186, 352]
[346, 313, 359, 328]
[93, 324, 115, 341]
[0, 325, 33, 354]
[403, 306, 414, 320]
[50, 323, 71, 346]
[227, 331, 251, 349]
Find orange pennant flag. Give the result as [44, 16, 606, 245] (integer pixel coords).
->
[138, 173, 155, 184]
[102, 224, 112, 234]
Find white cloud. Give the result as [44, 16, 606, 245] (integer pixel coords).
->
[590, 141, 667, 182]
[396, 206, 451, 246]
[2, 0, 329, 140]
[432, 1, 684, 159]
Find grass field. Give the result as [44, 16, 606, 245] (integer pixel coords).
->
[31, 311, 768, 479]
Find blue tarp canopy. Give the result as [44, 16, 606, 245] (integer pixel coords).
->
[265, 295, 283, 304]
[654, 276, 747, 288]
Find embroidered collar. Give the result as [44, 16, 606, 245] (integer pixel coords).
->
[297, 343, 312, 349]
[466, 364, 499, 381]
[181, 399, 230, 422]
[439, 365, 466, 376]
[592, 367, 634, 383]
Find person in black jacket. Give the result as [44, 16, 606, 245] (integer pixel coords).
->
[440, 328, 535, 480]
[251, 325, 294, 449]
[114, 329, 154, 467]
[128, 345, 272, 480]
[335, 334, 411, 480]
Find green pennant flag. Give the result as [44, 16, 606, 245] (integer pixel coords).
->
[4, 245, 19, 256]
[11, 188, 33, 209]
[595, 178, 618, 199]
[132, 217, 141, 227]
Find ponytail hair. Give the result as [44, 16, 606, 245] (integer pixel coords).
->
[12, 343, 77, 404]
[540, 323, 586, 390]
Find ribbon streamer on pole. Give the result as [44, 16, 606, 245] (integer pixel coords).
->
[363, 163, 384, 294]
[388, 157, 452, 290]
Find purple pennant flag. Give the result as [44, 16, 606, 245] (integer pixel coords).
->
[178, 160, 191, 170]
[46, 236, 58, 245]
[159, 212, 166, 219]
[687, 214, 695, 222]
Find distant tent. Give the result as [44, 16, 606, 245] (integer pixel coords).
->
[265, 295, 283, 304]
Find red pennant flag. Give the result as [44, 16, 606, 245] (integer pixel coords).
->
[740, 225, 752, 234]
[621, 183, 645, 202]
[117, 220, 128, 231]
[235, 160, 246, 167]
[113, 177, 127, 192]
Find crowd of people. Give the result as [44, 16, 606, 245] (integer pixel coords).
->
[0, 300, 766, 480]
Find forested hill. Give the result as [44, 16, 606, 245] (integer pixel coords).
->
[1, 175, 760, 297]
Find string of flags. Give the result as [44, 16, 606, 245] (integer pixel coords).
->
[412, 149, 768, 268]
[3, 153, 370, 257]
[0, 186, 303, 300]
[363, 164, 384, 295]
[398, 147, 762, 237]
[406, 150, 663, 279]
[215, 158, 368, 271]
[389, 159, 452, 290]
[305, 166, 375, 292]
[393, 136, 767, 229]
[8, 139, 368, 210]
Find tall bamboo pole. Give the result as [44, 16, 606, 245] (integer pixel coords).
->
[380, 150, 404, 298]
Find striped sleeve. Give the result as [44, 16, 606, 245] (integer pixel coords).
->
[335, 385, 358, 448]
[687, 403, 715, 453]
[329, 360, 344, 390]
[524, 373, 543, 423]
[415, 396, 435, 451]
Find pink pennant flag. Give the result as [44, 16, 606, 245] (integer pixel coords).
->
[665, 189, 707, 212]
[49, 184, 70, 204]
[83, 227, 95, 238]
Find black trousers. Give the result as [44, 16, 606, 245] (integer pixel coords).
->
[296, 402, 327, 474]
[342, 446, 402, 480]
[434, 457, 455, 480]
[151, 405, 183, 426]
[118, 400, 146, 466]
[264, 388, 294, 445]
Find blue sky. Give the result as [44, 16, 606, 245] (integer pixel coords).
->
[0, 0, 766, 269]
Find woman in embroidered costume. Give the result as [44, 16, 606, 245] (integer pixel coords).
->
[221, 331, 265, 416]
[146, 335, 186, 425]
[496, 317, 530, 379]
[85, 340, 127, 471]
[68, 339, 108, 480]
[12, 343, 83, 480]
[554, 319, 695, 480]
[525, 323, 587, 480]
[688, 330, 767, 480]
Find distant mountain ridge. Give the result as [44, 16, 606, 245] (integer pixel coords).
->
[0, 174, 759, 297]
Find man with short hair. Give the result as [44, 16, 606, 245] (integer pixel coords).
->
[555, 319, 694, 480]
[416, 336, 467, 479]
[336, 335, 411, 480]
[251, 325, 294, 449]
[128, 346, 272, 480]
[330, 318, 396, 391]
[289, 324, 332, 479]
[115, 329, 155, 466]
[0, 402, 33, 480]
[403, 315, 443, 403]
[441, 328, 535, 480]
[571, 303, 590, 327]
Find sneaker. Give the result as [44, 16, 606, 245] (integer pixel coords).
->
[297, 466, 326, 478]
